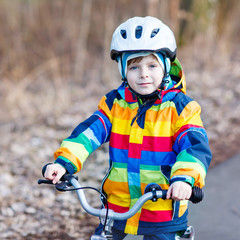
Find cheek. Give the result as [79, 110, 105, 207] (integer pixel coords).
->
[126, 72, 136, 84]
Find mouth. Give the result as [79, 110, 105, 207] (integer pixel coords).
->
[138, 82, 151, 86]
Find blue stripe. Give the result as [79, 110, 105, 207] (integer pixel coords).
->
[68, 115, 99, 138]
[105, 89, 122, 110]
[140, 151, 176, 166]
[173, 127, 207, 153]
[186, 131, 212, 171]
[127, 157, 140, 173]
[109, 147, 128, 163]
[128, 172, 141, 186]
[172, 92, 193, 115]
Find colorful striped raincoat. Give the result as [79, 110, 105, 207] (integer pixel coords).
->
[54, 58, 212, 235]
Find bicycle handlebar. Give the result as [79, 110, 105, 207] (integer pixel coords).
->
[38, 170, 204, 221]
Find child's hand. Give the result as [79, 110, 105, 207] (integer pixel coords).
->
[44, 163, 66, 184]
[166, 181, 192, 201]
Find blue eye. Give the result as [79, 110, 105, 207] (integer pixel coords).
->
[130, 66, 138, 70]
[149, 64, 156, 68]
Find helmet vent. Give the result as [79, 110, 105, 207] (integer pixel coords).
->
[120, 30, 127, 39]
[135, 26, 143, 39]
[150, 28, 160, 38]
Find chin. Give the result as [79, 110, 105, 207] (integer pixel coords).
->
[140, 90, 155, 95]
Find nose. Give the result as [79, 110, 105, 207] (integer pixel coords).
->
[140, 67, 149, 79]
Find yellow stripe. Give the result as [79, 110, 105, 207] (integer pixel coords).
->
[60, 141, 89, 164]
[179, 200, 188, 217]
[129, 126, 143, 144]
[179, 101, 201, 119]
[54, 147, 82, 172]
[108, 194, 130, 207]
[176, 117, 203, 131]
[142, 198, 173, 211]
[124, 224, 138, 235]
[111, 117, 131, 135]
[144, 121, 174, 137]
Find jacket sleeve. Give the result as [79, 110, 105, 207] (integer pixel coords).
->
[171, 100, 212, 188]
[54, 95, 112, 173]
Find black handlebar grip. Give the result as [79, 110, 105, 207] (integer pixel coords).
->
[41, 163, 53, 177]
[189, 186, 204, 204]
[144, 183, 204, 204]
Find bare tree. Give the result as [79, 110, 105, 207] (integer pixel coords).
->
[73, 0, 92, 83]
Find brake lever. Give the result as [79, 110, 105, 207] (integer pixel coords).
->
[38, 173, 79, 192]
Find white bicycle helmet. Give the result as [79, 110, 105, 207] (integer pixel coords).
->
[110, 16, 177, 62]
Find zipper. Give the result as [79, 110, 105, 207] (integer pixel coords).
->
[159, 167, 170, 185]
[131, 99, 150, 126]
[100, 160, 113, 206]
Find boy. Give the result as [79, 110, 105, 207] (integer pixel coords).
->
[44, 16, 212, 239]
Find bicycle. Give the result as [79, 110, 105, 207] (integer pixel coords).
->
[38, 167, 203, 240]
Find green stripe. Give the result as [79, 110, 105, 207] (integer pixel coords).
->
[171, 150, 207, 179]
[113, 162, 128, 169]
[170, 58, 181, 77]
[64, 134, 92, 154]
[140, 164, 160, 171]
[176, 150, 207, 172]
[60, 141, 90, 164]
[140, 169, 169, 185]
[129, 185, 142, 199]
[108, 167, 128, 182]
[151, 101, 175, 111]
[114, 98, 138, 110]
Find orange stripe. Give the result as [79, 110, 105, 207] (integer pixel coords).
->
[145, 106, 178, 122]
[141, 183, 169, 192]
[125, 212, 141, 234]
[98, 96, 113, 122]
[112, 102, 138, 120]
[103, 178, 129, 196]
[54, 147, 82, 171]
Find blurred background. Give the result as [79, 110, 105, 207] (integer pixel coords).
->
[0, 0, 239, 239]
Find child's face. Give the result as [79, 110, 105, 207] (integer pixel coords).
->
[126, 54, 164, 95]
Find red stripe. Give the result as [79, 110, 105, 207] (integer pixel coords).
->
[128, 143, 142, 158]
[98, 115, 106, 131]
[125, 88, 137, 102]
[142, 136, 173, 152]
[108, 203, 173, 222]
[107, 202, 129, 213]
[110, 133, 173, 152]
[110, 132, 129, 149]
[140, 209, 173, 222]
[173, 124, 203, 142]
[99, 109, 107, 116]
